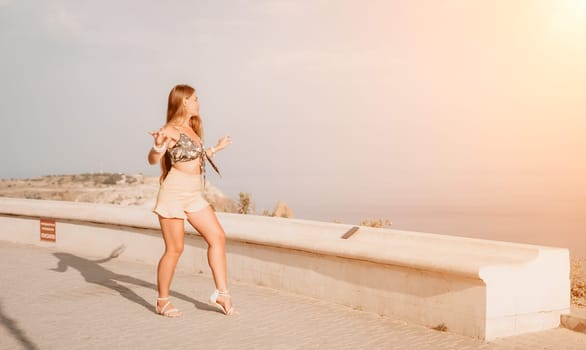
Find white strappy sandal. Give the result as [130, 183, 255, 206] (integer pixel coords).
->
[209, 289, 238, 316]
[155, 297, 182, 318]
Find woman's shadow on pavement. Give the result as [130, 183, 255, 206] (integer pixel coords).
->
[49, 245, 218, 314]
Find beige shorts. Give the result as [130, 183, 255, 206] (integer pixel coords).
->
[152, 167, 210, 219]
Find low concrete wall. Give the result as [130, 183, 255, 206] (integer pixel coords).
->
[0, 198, 570, 340]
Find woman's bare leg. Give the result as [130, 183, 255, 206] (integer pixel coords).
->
[157, 216, 185, 314]
[186, 206, 236, 314]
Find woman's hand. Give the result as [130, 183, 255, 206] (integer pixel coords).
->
[215, 135, 232, 150]
[147, 128, 170, 165]
[148, 128, 170, 147]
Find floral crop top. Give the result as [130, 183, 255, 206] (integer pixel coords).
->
[167, 132, 204, 165]
[165, 129, 221, 182]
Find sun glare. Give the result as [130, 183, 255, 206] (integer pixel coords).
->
[548, 0, 586, 44]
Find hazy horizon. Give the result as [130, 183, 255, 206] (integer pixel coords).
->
[1, 1, 585, 256]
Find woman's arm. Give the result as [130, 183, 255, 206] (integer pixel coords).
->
[148, 146, 166, 165]
[206, 135, 233, 158]
[147, 127, 171, 165]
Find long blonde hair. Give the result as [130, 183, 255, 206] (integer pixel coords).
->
[160, 84, 203, 183]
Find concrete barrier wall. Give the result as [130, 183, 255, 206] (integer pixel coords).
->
[0, 198, 570, 340]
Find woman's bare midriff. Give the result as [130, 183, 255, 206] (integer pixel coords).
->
[172, 159, 202, 175]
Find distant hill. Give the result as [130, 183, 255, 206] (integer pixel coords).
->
[0, 173, 239, 212]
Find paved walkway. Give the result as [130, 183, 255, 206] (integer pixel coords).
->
[1, 241, 585, 350]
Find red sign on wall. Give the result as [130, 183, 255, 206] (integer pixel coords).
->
[40, 218, 56, 242]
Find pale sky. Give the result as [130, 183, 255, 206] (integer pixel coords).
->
[1, 1, 585, 248]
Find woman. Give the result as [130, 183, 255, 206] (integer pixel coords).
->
[147, 84, 237, 317]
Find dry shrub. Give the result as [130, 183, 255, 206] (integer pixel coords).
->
[571, 257, 586, 306]
[102, 173, 124, 185]
[237, 192, 252, 214]
[359, 218, 392, 228]
[126, 176, 137, 184]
